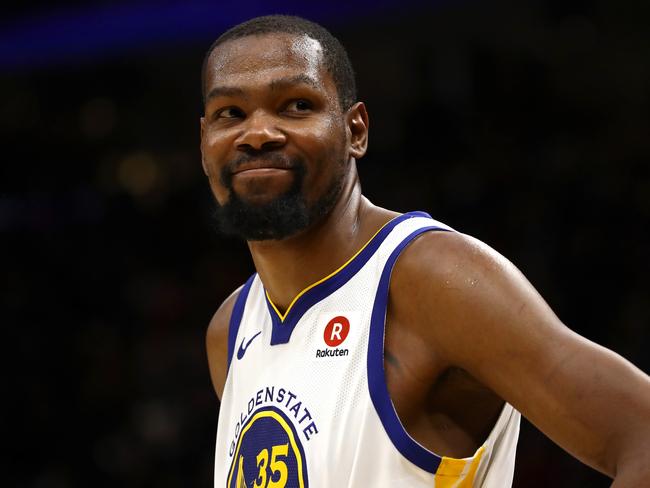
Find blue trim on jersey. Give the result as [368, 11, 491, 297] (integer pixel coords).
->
[266, 211, 433, 345]
[367, 225, 450, 474]
[227, 274, 256, 371]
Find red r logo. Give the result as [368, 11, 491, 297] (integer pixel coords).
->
[324, 316, 350, 347]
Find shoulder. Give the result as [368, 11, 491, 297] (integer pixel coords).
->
[389, 228, 538, 360]
[207, 285, 243, 343]
[391, 228, 512, 298]
[206, 284, 246, 399]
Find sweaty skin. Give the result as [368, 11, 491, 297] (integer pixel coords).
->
[202, 33, 650, 484]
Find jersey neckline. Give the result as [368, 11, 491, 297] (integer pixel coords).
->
[263, 211, 432, 345]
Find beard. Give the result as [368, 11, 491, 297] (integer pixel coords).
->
[212, 152, 345, 241]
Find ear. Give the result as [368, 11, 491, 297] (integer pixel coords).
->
[200, 116, 210, 176]
[346, 102, 369, 160]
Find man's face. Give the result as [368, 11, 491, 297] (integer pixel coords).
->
[200, 33, 350, 240]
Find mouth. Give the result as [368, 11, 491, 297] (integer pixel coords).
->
[232, 167, 294, 179]
[232, 160, 294, 175]
[221, 157, 304, 190]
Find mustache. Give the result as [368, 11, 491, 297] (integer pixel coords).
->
[220, 152, 305, 188]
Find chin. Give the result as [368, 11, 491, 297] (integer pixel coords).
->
[237, 191, 290, 207]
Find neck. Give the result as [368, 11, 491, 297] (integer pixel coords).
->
[247, 164, 397, 314]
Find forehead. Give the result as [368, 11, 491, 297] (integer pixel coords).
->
[205, 33, 331, 93]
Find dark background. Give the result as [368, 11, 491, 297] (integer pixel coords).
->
[3, 0, 649, 486]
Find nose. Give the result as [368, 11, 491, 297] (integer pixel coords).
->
[235, 110, 286, 151]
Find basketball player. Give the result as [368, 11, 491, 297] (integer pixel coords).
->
[201, 15, 650, 487]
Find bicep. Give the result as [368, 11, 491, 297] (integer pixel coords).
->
[206, 287, 241, 400]
[457, 300, 648, 477]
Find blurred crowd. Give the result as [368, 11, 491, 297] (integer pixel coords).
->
[3, 0, 649, 486]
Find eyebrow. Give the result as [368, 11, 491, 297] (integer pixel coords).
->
[205, 85, 246, 102]
[269, 74, 320, 91]
[206, 74, 320, 102]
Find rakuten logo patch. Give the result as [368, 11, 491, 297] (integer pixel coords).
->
[315, 315, 351, 359]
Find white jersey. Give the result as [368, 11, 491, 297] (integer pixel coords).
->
[214, 211, 520, 487]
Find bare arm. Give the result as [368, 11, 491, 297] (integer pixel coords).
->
[205, 286, 242, 400]
[392, 231, 650, 482]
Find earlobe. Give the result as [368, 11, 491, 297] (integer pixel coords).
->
[347, 102, 369, 160]
[202, 156, 210, 177]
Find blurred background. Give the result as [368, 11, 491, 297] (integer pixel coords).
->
[2, 0, 649, 486]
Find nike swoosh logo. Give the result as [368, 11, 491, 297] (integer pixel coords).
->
[237, 331, 261, 360]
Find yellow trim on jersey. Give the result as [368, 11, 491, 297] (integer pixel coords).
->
[433, 445, 486, 487]
[266, 216, 398, 322]
[226, 409, 306, 488]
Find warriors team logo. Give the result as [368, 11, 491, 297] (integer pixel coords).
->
[227, 406, 309, 488]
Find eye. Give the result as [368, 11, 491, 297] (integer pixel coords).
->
[214, 106, 244, 119]
[284, 99, 313, 113]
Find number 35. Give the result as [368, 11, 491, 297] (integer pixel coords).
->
[254, 443, 289, 488]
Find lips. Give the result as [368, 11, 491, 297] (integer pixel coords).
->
[221, 157, 302, 188]
[232, 160, 294, 175]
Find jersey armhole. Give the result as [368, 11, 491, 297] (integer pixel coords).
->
[367, 226, 449, 474]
